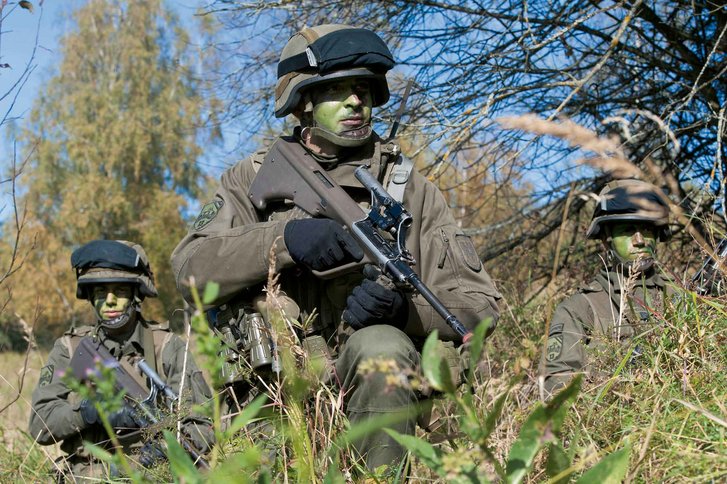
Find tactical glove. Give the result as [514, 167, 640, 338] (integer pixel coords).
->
[79, 399, 140, 430]
[138, 441, 167, 467]
[342, 266, 408, 330]
[284, 218, 364, 272]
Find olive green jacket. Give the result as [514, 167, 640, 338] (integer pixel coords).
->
[172, 133, 501, 343]
[28, 319, 214, 458]
[544, 268, 668, 394]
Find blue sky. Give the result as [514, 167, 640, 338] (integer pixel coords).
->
[1, 1, 205, 140]
[1, 1, 65, 134]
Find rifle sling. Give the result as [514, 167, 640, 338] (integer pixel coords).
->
[118, 354, 151, 402]
[140, 323, 158, 377]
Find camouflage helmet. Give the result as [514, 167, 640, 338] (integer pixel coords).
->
[587, 179, 671, 241]
[71, 240, 158, 300]
[274, 24, 395, 118]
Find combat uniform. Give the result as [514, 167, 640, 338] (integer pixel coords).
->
[172, 132, 502, 468]
[544, 268, 668, 394]
[29, 319, 213, 479]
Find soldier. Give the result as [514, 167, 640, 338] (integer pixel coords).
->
[171, 24, 502, 471]
[544, 179, 673, 395]
[29, 239, 214, 480]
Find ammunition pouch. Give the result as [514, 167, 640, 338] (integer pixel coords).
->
[209, 300, 279, 386]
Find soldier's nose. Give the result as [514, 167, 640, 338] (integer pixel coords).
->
[632, 231, 645, 246]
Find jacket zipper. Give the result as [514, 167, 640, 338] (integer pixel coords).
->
[437, 228, 449, 269]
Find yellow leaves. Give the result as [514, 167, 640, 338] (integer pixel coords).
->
[19, 1, 34, 14]
[12, 0, 219, 336]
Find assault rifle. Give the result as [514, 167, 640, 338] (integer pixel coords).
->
[691, 238, 727, 296]
[248, 139, 473, 342]
[70, 336, 210, 469]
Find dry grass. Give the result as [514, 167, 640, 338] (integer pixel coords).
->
[0, 348, 62, 480]
[0, 350, 46, 447]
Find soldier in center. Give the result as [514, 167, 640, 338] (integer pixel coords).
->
[171, 24, 501, 471]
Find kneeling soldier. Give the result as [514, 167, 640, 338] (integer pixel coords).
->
[29, 240, 214, 480]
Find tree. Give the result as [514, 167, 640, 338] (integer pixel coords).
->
[10, 0, 219, 338]
[204, 0, 726, 264]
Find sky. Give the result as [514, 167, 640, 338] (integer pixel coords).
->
[1, 1, 65, 138]
[0, 0, 217, 213]
[0, 0, 206, 139]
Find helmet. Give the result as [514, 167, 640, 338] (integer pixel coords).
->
[274, 24, 394, 118]
[587, 179, 671, 241]
[71, 240, 158, 300]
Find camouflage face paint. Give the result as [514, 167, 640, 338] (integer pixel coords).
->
[92, 283, 133, 321]
[312, 78, 372, 135]
[610, 223, 657, 262]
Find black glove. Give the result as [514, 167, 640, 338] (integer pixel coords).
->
[342, 267, 408, 330]
[284, 218, 364, 272]
[138, 441, 167, 467]
[79, 399, 139, 430]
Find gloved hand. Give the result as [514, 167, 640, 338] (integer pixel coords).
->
[79, 399, 140, 430]
[138, 441, 167, 467]
[284, 218, 364, 271]
[342, 265, 408, 330]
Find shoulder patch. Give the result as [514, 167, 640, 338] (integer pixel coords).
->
[546, 335, 563, 362]
[193, 200, 224, 231]
[39, 365, 54, 386]
[455, 234, 482, 272]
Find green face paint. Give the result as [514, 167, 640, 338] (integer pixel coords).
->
[609, 223, 657, 261]
[92, 283, 134, 321]
[312, 78, 372, 135]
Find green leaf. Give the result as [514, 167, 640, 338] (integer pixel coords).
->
[545, 442, 571, 483]
[323, 454, 346, 484]
[82, 442, 114, 463]
[163, 430, 201, 483]
[384, 428, 443, 472]
[506, 376, 581, 484]
[484, 376, 522, 439]
[208, 449, 263, 480]
[203, 281, 220, 305]
[337, 410, 411, 448]
[421, 331, 456, 393]
[505, 404, 548, 484]
[459, 391, 484, 441]
[467, 318, 492, 384]
[223, 395, 267, 441]
[546, 374, 582, 433]
[575, 445, 631, 484]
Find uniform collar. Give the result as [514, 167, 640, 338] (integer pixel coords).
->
[98, 319, 145, 357]
[597, 268, 663, 292]
[292, 128, 384, 188]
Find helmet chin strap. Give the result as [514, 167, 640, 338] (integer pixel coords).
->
[307, 123, 372, 147]
[605, 247, 655, 274]
[97, 299, 139, 332]
[603, 230, 655, 275]
[300, 93, 372, 148]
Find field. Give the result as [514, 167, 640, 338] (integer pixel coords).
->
[0, 349, 59, 481]
[1, 279, 725, 483]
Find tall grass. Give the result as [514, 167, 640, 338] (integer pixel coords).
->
[1, 116, 725, 482]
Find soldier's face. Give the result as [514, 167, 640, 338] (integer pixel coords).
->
[92, 283, 134, 321]
[609, 223, 657, 261]
[312, 78, 372, 134]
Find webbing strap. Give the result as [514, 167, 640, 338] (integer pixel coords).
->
[386, 155, 414, 203]
[140, 324, 157, 376]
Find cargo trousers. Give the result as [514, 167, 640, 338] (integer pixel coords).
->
[335, 324, 420, 470]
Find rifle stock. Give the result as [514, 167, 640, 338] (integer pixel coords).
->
[249, 139, 473, 342]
